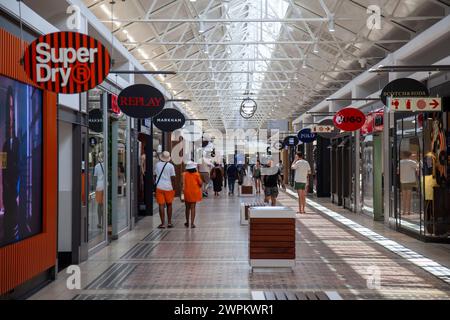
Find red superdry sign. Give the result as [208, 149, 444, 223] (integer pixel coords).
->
[333, 107, 366, 132]
[23, 31, 111, 94]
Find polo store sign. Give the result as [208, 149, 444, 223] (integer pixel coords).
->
[297, 128, 316, 143]
[333, 107, 365, 131]
[117, 84, 165, 118]
[23, 31, 111, 93]
[153, 108, 186, 132]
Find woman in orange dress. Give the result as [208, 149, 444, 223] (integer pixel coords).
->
[183, 161, 203, 228]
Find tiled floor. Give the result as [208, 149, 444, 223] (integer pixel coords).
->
[30, 191, 450, 300]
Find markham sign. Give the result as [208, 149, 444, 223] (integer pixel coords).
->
[23, 31, 111, 94]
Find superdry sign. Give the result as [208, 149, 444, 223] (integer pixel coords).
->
[23, 31, 111, 94]
[153, 108, 186, 132]
[333, 107, 365, 131]
[117, 84, 165, 118]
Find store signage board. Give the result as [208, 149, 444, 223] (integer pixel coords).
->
[315, 119, 339, 139]
[333, 107, 365, 131]
[380, 78, 429, 106]
[387, 97, 442, 112]
[284, 135, 299, 146]
[23, 31, 111, 93]
[117, 84, 165, 118]
[153, 108, 186, 132]
[297, 129, 316, 143]
[311, 125, 334, 133]
[88, 109, 103, 133]
[107, 93, 121, 115]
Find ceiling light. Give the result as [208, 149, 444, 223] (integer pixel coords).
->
[293, 74, 298, 80]
[199, 19, 206, 33]
[328, 14, 335, 32]
[302, 59, 307, 69]
[313, 40, 319, 53]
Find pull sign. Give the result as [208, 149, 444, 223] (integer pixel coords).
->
[23, 31, 111, 93]
[333, 107, 366, 131]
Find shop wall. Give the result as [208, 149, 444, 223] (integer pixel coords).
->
[58, 121, 73, 252]
[0, 28, 57, 295]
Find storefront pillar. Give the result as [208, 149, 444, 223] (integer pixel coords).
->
[383, 107, 392, 226]
[354, 130, 361, 213]
[111, 120, 119, 239]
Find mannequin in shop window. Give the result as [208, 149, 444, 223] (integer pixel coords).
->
[399, 150, 419, 216]
[94, 152, 105, 229]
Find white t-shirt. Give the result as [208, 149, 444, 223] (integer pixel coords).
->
[291, 159, 311, 183]
[94, 162, 105, 191]
[154, 161, 176, 191]
[400, 159, 418, 183]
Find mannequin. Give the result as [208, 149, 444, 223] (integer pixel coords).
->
[94, 152, 105, 228]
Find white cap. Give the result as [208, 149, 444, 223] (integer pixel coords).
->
[186, 161, 197, 170]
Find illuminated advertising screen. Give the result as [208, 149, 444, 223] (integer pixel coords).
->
[0, 75, 43, 247]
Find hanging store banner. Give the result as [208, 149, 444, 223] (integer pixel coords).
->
[314, 119, 339, 139]
[380, 78, 429, 106]
[153, 108, 186, 132]
[88, 109, 103, 133]
[283, 135, 299, 146]
[333, 107, 365, 131]
[387, 97, 442, 112]
[23, 31, 111, 94]
[117, 84, 165, 118]
[297, 128, 316, 143]
[311, 125, 334, 133]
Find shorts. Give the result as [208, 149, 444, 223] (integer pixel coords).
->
[95, 190, 104, 204]
[200, 172, 210, 184]
[156, 188, 175, 205]
[295, 182, 306, 190]
[264, 186, 279, 198]
[401, 182, 416, 191]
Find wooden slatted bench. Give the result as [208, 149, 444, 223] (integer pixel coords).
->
[251, 291, 343, 300]
[240, 201, 267, 225]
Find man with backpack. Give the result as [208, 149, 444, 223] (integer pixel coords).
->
[154, 151, 177, 229]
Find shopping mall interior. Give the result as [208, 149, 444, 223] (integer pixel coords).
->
[1, 0, 450, 304]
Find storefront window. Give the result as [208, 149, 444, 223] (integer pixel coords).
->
[361, 135, 374, 215]
[394, 112, 450, 239]
[87, 88, 107, 249]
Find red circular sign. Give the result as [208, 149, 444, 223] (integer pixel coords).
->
[23, 31, 111, 94]
[333, 107, 366, 132]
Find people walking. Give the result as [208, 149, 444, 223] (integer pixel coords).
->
[226, 163, 238, 195]
[210, 162, 223, 196]
[291, 153, 311, 214]
[277, 160, 284, 188]
[154, 151, 177, 228]
[262, 160, 281, 206]
[183, 161, 203, 228]
[253, 160, 262, 194]
[198, 160, 212, 197]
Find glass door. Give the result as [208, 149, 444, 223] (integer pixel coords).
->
[395, 114, 423, 235]
[87, 88, 107, 250]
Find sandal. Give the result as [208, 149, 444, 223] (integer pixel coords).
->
[191, 224, 196, 228]
[184, 222, 189, 228]
[167, 224, 174, 228]
[157, 224, 165, 229]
